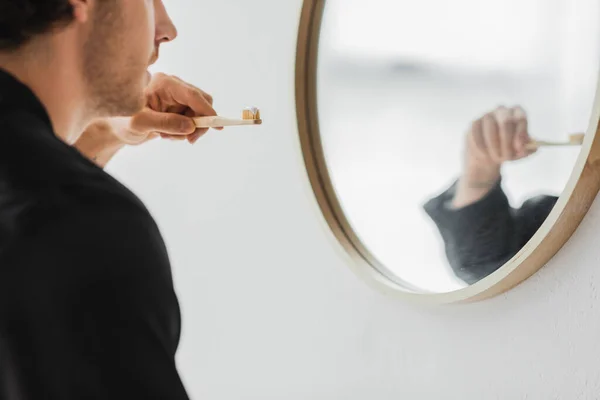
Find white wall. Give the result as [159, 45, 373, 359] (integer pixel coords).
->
[108, 1, 600, 398]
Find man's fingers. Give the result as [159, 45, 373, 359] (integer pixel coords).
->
[469, 119, 488, 161]
[494, 106, 516, 161]
[144, 74, 222, 143]
[161, 133, 187, 141]
[183, 108, 223, 133]
[161, 129, 209, 143]
[147, 132, 160, 141]
[131, 108, 196, 136]
[511, 105, 528, 121]
[186, 128, 210, 144]
[482, 113, 502, 163]
[511, 106, 530, 156]
[514, 130, 531, 156]
[169, 81, 217, 118]
[171, 76, 214, 105]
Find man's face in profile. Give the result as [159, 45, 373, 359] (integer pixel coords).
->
[81, 0, 175, 118]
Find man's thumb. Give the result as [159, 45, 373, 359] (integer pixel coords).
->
[131, 108, 196, 135]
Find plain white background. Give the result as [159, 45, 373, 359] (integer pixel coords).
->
[109, 0, 600, 398]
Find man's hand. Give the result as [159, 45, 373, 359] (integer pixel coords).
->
[452, 106, 536, 208]
[76, 73, 220, 167]
[465, 106, 534, 173]
[113, 73, 220, 145]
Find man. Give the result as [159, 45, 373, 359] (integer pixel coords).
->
[424, 106, 558, 284]
[0, 0, 217, 397]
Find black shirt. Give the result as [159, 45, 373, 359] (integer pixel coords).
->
[0, 69, 190, 399]
[424, 180, 558, 284]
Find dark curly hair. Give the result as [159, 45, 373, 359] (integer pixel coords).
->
[0, 0, 74, 51]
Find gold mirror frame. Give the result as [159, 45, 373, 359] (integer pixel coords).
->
[295, 0, 600, 303]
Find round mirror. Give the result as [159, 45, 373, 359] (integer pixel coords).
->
[296, 0, 600, 302]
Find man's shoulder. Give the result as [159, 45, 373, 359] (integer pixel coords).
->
[0, 200, 176, 334]
[0, 108, 53, 148]
[25, 197, 160, 242]
[0, 199, 171, 295]
[0, 162, 154, 232]
[0, 193, 166, 268]
[0, 106, 155, 251]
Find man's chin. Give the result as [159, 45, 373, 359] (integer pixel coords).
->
[96, 93, 145, 119]
[125, 94, 146, 117]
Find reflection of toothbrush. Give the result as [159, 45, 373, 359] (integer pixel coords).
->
[193, 107, 262, 128]
[526, 133, 585, 150]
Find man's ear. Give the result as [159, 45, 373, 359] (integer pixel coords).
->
[69, 0, 92, 23]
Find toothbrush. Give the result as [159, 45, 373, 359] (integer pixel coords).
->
[525, 133, 585, 151]
[193, 107, 262, 128]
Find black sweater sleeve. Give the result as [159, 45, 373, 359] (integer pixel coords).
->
[0, 206, 190, 400]
[423, 181, 558, 284]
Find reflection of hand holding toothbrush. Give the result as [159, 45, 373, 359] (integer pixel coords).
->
[454, 106, 538, 208]
[426, 105, 563, 283]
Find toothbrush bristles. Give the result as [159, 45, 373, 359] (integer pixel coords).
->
[242, 107, 261, 120]
[569, 133, 585, 144]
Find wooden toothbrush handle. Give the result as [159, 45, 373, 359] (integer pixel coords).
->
[526, 141, 579, 151]
[193, 116, 262, 128]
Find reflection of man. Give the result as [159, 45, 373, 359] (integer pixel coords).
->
[0, 0, 218, 398]
[424, 106, 558, 284]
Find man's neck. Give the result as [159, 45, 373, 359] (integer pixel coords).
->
[0, 39, 91, 145]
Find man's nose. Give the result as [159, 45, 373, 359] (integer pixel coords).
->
[155, 1, 178, 44]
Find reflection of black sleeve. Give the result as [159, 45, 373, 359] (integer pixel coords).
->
[423, 180, 558, 284]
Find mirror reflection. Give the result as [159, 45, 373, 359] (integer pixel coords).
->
[317, 0, 600, 292]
